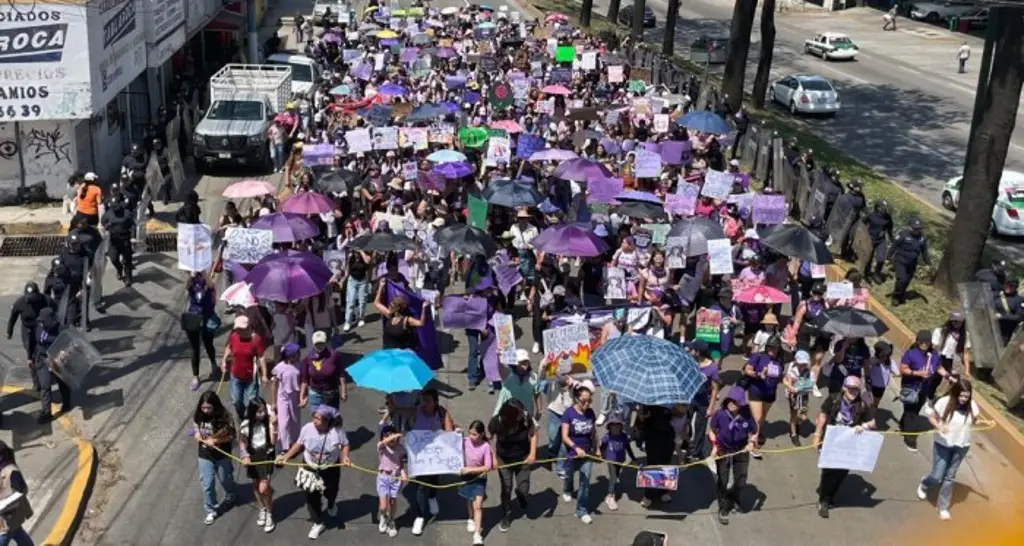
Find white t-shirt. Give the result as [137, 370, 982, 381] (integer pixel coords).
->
[932, 327, 971, 359]
[927, 396, 980, 448]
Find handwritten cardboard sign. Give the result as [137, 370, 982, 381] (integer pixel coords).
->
[405, 430, 464, 477]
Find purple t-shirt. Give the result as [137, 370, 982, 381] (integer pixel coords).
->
[709, 408, 755, 453]
[746, 353, 783, 398]
[561, 406, 597, 457]
[693, 361, 721, 407]
[300, 348, 341, 393]
[600, 432, 629, 463]
[900, 348, 933, 388]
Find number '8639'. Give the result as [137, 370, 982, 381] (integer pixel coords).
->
[0, 105, 43, 118]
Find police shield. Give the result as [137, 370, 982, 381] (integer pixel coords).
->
[45, 327, 102, 390]
[771, 136, 788, 197]
[803, 176, 828, 224]
[993, 327, 1024, 406]
[825, 195, 859, 249]
[754, 130, 772, 184]
[56, 289, 70, 326]
[742, 125, 760, 168]
[90, 235, 108, 311]
[135, 188, 150, 253]
[957, 282, 1005, 371]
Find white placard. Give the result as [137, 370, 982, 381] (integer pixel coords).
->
[605, 267, 626, 300]
[404, 430, 465, 477]
[581, 51, 597, 70]
[224, 228, 274, 264]
[653, 114, 669, 133]
[707, 238, 734, 276]
[177, 223, 214, 271]
[485, 136, 511, 166]
[817, 426, 884, 473]
[826, 281, 855, 300]
[702, 169, 734, 201]
[607, 65, 624, 83]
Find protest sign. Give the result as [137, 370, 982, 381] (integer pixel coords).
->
[405, 430, 465, 477]
[659, 140, 687, 165]
[485, 136, 512, 166]
[495, 263, 523, 295]
[429, 123, 455, 144]
[588, 177, 624, 204]
[555, 45, 576, 63]
[581, 51, 597, 70]
[458, 127, 489, 148]
[707, 238, 734, 275]
[494, 313, 517, 364]
[373, 127, 400, 150]
[695, 308, 722, 343]
[541, 322, 592, 377]
[440, 294, 489, 330]
[702, 169, 734, 200]
[636, 467, 679, 491]
[345, 128, 373, 153]
[634, 98, 650, 116]
[826, 281, 855, 301]
[752, 194, 787, 225]
[653, 114, 670, 133]
[323, 250, 346, 276]
[302, 144, 336, 167]
[402, 161, 418, 181]
[672, 182, 700, 215]
[224, 228, 274, 264]
[46, 326, 102, 390]
[538, 99, 555, 115]
[467, 195, 488, 229]
[399, 127, 429, 150]
[634, 150, 662, 178]
[489, 81, 513, 109]
[642, 223, 670, 246]
[665, 241, 686, 269]
[632, 228, 652, 249]
[607, 65, 624, 83]
[177, 223, 214, 272]
[549, 67, 572, 84]
[810, 263, 827, 279]
[817, 426, 884, 473]
[605, 267, 626, 300]
[516, 134, 544, 159]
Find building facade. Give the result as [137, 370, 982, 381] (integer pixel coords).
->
[0, 0, 263, 201]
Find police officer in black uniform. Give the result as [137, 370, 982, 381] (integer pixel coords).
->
[58, 234, 90, 329]
[830, 179, 866, 258]
[862, 199, 894, 285]
[32, 308, 72, 424]
[7, 282, 56, 365]
[153, 138, 173, 205]
[69, 216, 103, 260]
[121, 143, 154, 216]
[995, 277, 1022, 345]
[43, 258, 72, 316]
[102, 194, 136, 286]
[976, 260, 1008, 294]
[886, 218, 931, 306]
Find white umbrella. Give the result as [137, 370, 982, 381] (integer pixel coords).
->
[220, 281, 258, 307]
[441, 6, 458, 15]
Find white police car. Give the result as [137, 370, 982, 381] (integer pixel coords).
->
[941, 169, 1024, 236]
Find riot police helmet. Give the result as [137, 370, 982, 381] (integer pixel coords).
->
[874, 199, 889, 213]
[131, 143, 144, 157]
[811, 282, 826, 296]
[909, 218, 923, 233]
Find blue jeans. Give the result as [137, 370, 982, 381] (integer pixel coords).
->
[921, 442, 969, 511]
[466, 329, 482, 385]
[0, 528, 33, 546]
[198, 457, 236, 514]
[307, 388, 340, 417]
[229, 376, 259, 418]
[344, 277, 369, 324]
[269, 142, 285, 171]
[562, 458, 593, 516]
[546, 409, 567, 474]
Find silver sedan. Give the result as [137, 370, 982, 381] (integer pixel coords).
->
[768, 74, 841, 117]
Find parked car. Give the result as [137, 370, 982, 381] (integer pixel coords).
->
[617, 5, 657, 28]
[956, 7, 989, 28]
[942, 170, 1024, 236]
[803, 32, 859, 61]
[690, 35, 729, 65]
[909, 2, 977, 24]
[768, 74, 841, 116]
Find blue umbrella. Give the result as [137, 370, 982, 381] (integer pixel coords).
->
[405, 103, 447, 122]
[348, 349, 434, 393]
[427, 149, 467, 163]
[483, 179, 544, 208]
[431, 161, 474, 179]
[380, 83, 408, 96]
[678, 110, 731, 135]
[591, 335, 707, 406]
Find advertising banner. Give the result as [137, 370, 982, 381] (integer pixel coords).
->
[90, 0, 147, 108]
[145, 0, 186, 67]
[0, 2, 93, 119]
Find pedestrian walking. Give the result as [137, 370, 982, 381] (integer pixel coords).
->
[887, 218, 931, 307]
[238, 398, 277, 533]
[813, 376, 876, 519]
[193, 391, 238, 525]
[0, 441, 33, 546]
[957, 42, 971, 73]
[883, 6, 898, 31]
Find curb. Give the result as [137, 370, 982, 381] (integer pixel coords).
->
[0, 386, 97, 546]
[825, 264, 1024, 476]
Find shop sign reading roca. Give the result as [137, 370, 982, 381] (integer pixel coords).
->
[0, 2, 92, 120]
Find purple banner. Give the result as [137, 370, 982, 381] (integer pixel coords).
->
[752, 194, 787, 225]
[481, 318, 501, 382]
[384, 280, 443, 370]
[659, 140, 687, 165]
[495, 263, 523, 295]
[516, 134, 545, 159]
[587, 177, 624, 204]
[440, 295, 489, 330]
[301, 144, 336, 166]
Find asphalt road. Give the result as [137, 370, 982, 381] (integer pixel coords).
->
[593, 1, 1024, 260]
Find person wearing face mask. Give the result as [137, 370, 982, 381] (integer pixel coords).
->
[32, 308, 72, 424]
[826, 336, 872, 395]
[57, 234, 89, 329]
[182, 273, 220, 391]
[43, 258, 72, 312]
[742, 337, 784, 459]
[862, 199, 894, 285]
[101, 195, 136, 286]
[929, 311, 970, 398]
[994, 277, 1022, 345]
[7, 282, 57, 366]
[707, 386, 757, 525]
[886, 217, 930, 307]
[493, 349, 541, 420]
[899, 330, 939, 452]
[812, 375, 876, 518]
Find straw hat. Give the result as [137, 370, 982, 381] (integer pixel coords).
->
[762, 312, 778, 326]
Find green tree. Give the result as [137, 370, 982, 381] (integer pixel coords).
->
[721, 0, 758, 112]
[936, 7, 1024, 296]
[663, 0, 680, 56]
[751, 0, 776, 108]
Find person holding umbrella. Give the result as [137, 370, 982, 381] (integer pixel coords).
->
[708, 386, 757, 525]
[812, 375, 876, 519]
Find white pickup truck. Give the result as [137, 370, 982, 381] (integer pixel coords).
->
[803, 32, 859, 62]
[192, 64, 292, 172]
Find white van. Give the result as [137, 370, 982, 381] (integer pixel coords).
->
[267, 53, 319, 95]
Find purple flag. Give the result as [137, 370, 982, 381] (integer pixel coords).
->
[481, 320, 501, 382]
[495, 264, 523, 295]
[440, 295, 489, 330]
[588, 177, 624, 204]
[384, 280, 443, 370]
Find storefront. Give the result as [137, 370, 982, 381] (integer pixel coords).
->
[145, 0, 188, 118]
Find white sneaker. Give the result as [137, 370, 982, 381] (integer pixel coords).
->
[379, 515, 388, 533]
[473, 531, 485, 544]
[411, 517, 425, 536]
[580, 513, 593, 524]
[561, 493, 572, 503]
[605, 496, 619, 511]
[466, 519, 476, 533]
[939, 510, 951, 521]
[264, 515, 275, 533]
[813, 386, 822, 398]
[256, 508, 266, 526]
[358, 319, 366, 328]
[596, 413, 606, 426]
[428, 498, 439, 515]
[531, 342, 540, 354]
[308, 522, 326, 539]
[916, 483, 927, 500]
[204, 512, 216, 525]
[343, 323, 351, 332]
[387, 522, 398, 537]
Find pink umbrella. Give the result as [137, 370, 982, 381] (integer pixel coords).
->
[541, 85, 571, 96]
[222, 179, 276, 199]
[734, 285, 788, 305]
[220, 281, 258, 307]
[490, 120, 523, 133]
[529, 149, 578, 161]
[280, 192, 335, 214]
[545, 13, 569, 25]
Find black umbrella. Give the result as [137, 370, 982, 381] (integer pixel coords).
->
[667, 217, 726, 256]
[567, 107, 602, 122]
[821, 308, 889, 338]
[316, 169, 362, 194]
[482, 179, 545, 208]
[435, 224, 498, 256]
[757, 224, 833, 264]
[349, 232, 419, 252]
[614, 201, 667, 221]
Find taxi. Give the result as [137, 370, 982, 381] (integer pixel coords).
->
[804, 32, 859, 61]
[942, 169, 1024, 236]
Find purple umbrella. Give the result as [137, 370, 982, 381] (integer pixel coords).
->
[250, 212, 320, 243]
[379, 38, 400, 47]
[431, 161, 474, 179]
[614, 190, 662, 204]
[553, 158, 614, 182]
[531, 225, 610, 257]
[435, 47, 457, 59]
[599, 137, 620, 155]
[247, 250, 333, 302]
[379, 83, 408, 96]
[322, 33, 342, 44]
[280, 192, 335, 214]
[417, 171, 447, 191]
[529, 149, 578, 162]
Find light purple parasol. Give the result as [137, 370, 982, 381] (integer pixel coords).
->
[250, 212, 320, 243]
[247, 250, 333, 302]
[280, 192, 335, 215]
[553, 157, 614, 182]
[531, 224, 610, 257]
[431, 161, 474, 179]
[529, 149, 578, 162]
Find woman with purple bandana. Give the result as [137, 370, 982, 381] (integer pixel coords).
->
[742, 337, 784, 459]
[898, 330, 938, 452]
[707, 386, 756, 525]
[812, 375, 876, 519]
[271, 342, 301, 451]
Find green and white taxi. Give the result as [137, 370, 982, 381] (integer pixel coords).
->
[803, 32, 859, 61]
[942, 169, 1024, 236]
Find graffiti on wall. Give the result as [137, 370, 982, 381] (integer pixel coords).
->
[21, 121, 75, 198]
[0, 123, 20, 197]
